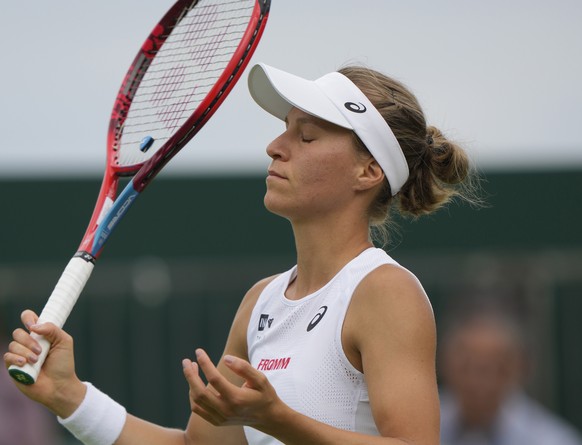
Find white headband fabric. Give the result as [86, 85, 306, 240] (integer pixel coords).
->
[248, 63, 409, 195]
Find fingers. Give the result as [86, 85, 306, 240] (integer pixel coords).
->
[182, 357, 227, 425]
[190, 349, 266, 397]
[182, 350, 279, 427]
[4, 310, 43, 367]
[185, 349, 236, 402]
[29, 321, 70, 345]
[195, 349, 236, 397]
[3, 351, 27, 368]
[182, 357, 219, 404]
[7, 328, 42, 365]
[223, 354, 267, 391]
[183, 350, 245, 423]
[182, 358, 204, 395]
[4, 314, 70, 370]
[21, 310, 39, 330]
[20, 309, 67, 344]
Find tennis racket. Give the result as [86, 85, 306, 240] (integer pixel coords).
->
[9, 0, 270, 385]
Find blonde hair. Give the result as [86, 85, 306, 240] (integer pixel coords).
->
[339, 66, 478, 243]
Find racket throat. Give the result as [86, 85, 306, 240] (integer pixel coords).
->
[74, 251, 97, 264]
[90, 182, 141, 258]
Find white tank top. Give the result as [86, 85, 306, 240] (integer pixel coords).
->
[244, 247, 399, 444]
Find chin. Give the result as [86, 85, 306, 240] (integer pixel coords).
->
[264, 196, 285, 217]
[264, 194, 297, 220]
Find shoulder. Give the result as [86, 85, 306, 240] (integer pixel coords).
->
[228, 274, 281, 349]
[348, 263, 436, 352]
[239, 274, 281, 312]
[354, 263, 433, 320]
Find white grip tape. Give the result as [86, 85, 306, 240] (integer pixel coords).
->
[38, 257, 95, 328]
[9, 256, 94, 384]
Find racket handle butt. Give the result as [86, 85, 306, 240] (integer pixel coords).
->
[9, 366, 37, 385]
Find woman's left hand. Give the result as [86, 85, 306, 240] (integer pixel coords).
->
[183, 349, 283, 428]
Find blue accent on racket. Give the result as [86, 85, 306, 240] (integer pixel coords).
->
[92, 182, 140, 255]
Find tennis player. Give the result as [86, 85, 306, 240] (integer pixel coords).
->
[5, 62, 474, 445]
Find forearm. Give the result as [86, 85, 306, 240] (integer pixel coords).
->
[258, 404, 419, 445]
[115, 414, 186, 445]
[57, 382, 187, 445]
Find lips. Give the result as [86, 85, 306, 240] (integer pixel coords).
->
[267, 169, 286, 179]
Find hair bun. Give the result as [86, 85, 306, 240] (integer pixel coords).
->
[425, 126, 469, 185]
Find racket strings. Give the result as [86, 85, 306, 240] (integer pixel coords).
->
[117, 0, 255, 167]
[140, 35, 244, 68]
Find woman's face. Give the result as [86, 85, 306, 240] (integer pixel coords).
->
[264, 107, 368, 222]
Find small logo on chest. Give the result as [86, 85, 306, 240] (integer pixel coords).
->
[307, 305, 328, 332]
[258, 313, 274, 331]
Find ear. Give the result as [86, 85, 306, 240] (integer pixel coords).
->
[354, 158, 385, 192]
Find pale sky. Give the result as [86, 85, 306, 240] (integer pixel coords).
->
[1, 0, 581, 178]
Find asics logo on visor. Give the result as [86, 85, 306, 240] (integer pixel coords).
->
[344, 102, 367, 113]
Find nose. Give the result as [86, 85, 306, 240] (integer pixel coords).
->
[266, 131, 288, 160]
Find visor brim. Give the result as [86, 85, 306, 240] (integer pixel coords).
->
[248, 63, 352, 129]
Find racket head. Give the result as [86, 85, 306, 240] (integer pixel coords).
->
[78, 0, 270, 257]
[108, 0, 270, 183]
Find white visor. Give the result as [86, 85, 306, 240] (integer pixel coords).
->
[248, 63, 409, 195]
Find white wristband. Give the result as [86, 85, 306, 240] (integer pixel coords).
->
[58, 382, 127, 445]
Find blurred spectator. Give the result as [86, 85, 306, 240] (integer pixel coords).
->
[439, 309, 582, 445]
[1, 323, 61, 445]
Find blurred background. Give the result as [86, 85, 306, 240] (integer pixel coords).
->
[1, 1, 581, 444]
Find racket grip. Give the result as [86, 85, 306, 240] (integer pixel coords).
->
[9, 256, 94, 385]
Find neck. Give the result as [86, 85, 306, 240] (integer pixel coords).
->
[286, 214, 373, 300]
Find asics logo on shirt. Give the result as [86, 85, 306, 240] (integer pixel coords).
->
[307, 306, 328, 332]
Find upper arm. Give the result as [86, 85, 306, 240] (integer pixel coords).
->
[183, 275, 278, 445]
[345, 265, 440, 445]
